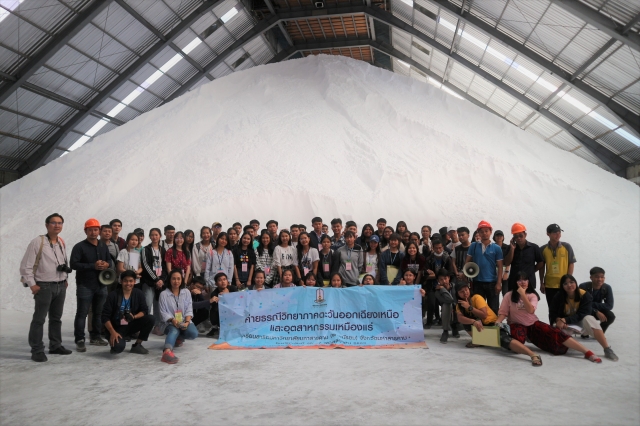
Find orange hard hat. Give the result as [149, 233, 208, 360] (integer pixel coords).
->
[84, 218, 101, 230]
[511, 223, 527, 234]
[477, 220, 492, 230]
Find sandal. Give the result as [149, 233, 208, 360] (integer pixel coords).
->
[530, 354, 542, 367]
[585, 351, 602, 363]
[465, 342, 480, 348]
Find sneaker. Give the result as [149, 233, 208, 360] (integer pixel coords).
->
[465, 342, 480, 348]
[130, 343, 149, 355]
[76, 340, 86, 353]
[604, 347, 619, 362]
[452, 329, 460, 338]
[440, 331, 449, 344]
[206, 329, 219, 339]
[161, 350, 178, 364]
[176, 338, 184, 347]
[584, 350, 602, 363]
[31, 352, 48, 362]
[90, 337, 108, 346]
[196, 323, 207, 333]
[424, 323, 432, 330]
[581, 334, 590, 339]
[49, 346, 72, 355]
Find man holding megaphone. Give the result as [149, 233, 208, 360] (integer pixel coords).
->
[464, 221, 504, 315]
[70, 218, 114, 353]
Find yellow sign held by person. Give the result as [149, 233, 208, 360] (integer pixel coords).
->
[472, 326, 500, 347]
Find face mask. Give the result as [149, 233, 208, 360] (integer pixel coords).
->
[434, 251, 444, 257]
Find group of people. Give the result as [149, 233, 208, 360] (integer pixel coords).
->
[20, 214, 618, 365]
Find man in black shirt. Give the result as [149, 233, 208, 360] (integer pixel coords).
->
[503, 223, 543, 294]
[453, 227, 471, 281]
[493, 230, 511, 285]
[579, 267, 615, 334]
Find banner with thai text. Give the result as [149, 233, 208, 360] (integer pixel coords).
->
[209, 285, 427, 350]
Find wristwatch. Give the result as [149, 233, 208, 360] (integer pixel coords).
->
[467, 306, 473, 313]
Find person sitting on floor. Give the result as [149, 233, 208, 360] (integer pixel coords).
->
[101, 270, 154, 355]
[206, 273, 237, 338]
[432, 269, 459, 344]
[496, 271, 602, 364]
[579, 267, 615, 335]
[550, 274, 618, 361]
[455, 281, 543, 367]
[158, 270, 198, 364]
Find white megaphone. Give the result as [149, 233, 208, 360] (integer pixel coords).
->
[463, 262, 480, 279]
[99, 268, 117, 286]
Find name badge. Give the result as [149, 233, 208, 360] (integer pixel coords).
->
[242, 263, 248, 272]
[345, 261, 352, 271]
[366, 264, 372, 272]
[323, 263, 330, 272]
[303, 267, 310, 276]
[265, 266, 271, 274]
[174, 310, 183, 323]
[120, 318, 128, 325]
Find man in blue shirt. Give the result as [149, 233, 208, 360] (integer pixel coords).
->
[464, 220, 503, 315]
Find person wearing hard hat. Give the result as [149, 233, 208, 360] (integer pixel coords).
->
[464, 220, 504, 315]
[70, 218, 114, 353]
[503, 223, 544, 296]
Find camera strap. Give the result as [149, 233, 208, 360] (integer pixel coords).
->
[32, 236, 46, 275]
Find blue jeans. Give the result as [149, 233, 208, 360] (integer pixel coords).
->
[164, 323, 198, 350]
[74, 284, 107, 342]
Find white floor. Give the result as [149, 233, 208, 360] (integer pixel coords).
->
[1, 296, 638, 426]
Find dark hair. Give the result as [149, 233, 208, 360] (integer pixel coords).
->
[109, 219, 122, 226]
[172, 231, 191, 259]
[266, 220, 278, 227]
[253, 269, 266, 283]
[299, 224, 306, 231]
[200, 226, 212, 239]
[395, 221, 407, 233]
[250, 219, 260, 225]
[168, 269, 185, 289]
[215, 232, 228, 250]
[184, 229, 195, 254]
[277, 229, 292, 246]
[214, 272, 228, 284]
[380, 226, 395, 248]
[404, 242, 420, 258]
[120, 270, 137, 282]
[590, 267, 605, 276]
[149, 227, 161, 237]
[361, 273, 375, 284]
[403, 269, 417, 280]
[282, 269, 294, 278]
[243, 225, 253, 232]
[330, 273, 344, 286]
[192, 276, 206, 286]
[290, 224, 300, 230]
[345, 220, 357, 229]
[377, 218, 386, 224]
[432, 238, 443, 247]
[421, 225, 432, 233]
[402, 230, 411, 238]
[388, 232, 401, 242]
[233, 222, 242, 228]
[511, 271, 541, 303]
[257, 232, 273, 256]
[361, 223, 374, 238]
[46, 213, 64, 224]
[164, 225, 175, 232]
[239, 232, 253, 249]
[320, 234, 332, 244]
[296, 231, 311, 259]
[558, 274, 580, 302]
[125, 232, 139, 247]
[312, 217, 322, 224]
[457, 227, 470, 234]
[409, 232, 421, 242]
[303, 271, 318, 286]
[344, 230, 355, 239]
[330, 218, 342, 226]
[100, 224, 112, 231]
[436, 268, 449, 278]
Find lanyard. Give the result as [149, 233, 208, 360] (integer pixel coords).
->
[347, 248, 352, 260]
[121, 297, 131, 311]
[172, 293, 180, 312]
[216, 250, 225, 267]
[390, 252, 397, 265]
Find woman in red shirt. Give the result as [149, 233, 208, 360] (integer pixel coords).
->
[165, 231, 191, 285]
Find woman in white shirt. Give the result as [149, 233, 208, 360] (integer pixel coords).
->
[273, 230, 300, 284]
[116, 233, 143, 285]
[296, 232, 319, 277]
[191, 226, 213, 279]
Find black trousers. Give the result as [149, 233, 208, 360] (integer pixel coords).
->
[598, 309, 616, 333]
[29, 281, 66, 353]
[544, 287, 560, 323]
[110, 316, 154, 353]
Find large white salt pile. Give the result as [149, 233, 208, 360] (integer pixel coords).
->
[1, 55, 638, 311]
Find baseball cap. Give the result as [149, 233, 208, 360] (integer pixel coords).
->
[212, 222, 222, 228]
[493, 230, 504, 237]
[447, 227, 456, 233]
[369, 235, 380, 243]
[547, 224, 563, 233]
[133, 228, 144, 236]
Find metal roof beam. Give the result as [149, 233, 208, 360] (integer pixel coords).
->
[0, 0, 114, 105]
[570, 37, 617, 80]
[431, 0, 640, 132]
[549, 0, 640, 51]
[17, 0, 226, 176]
[622, 12, 640, 35]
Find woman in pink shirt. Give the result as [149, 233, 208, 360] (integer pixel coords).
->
[496, 272, 601, 364]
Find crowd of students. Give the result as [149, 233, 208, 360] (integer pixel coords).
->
[20, 214, 618, 365]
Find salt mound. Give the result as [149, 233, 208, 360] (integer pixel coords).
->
[1, 55, 638, 311]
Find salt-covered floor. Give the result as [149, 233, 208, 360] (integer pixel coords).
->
[1, 296, 638, 425]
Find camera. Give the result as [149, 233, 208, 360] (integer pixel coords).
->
[124, 309, 134, 322]
[57, 264, 72, 273]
